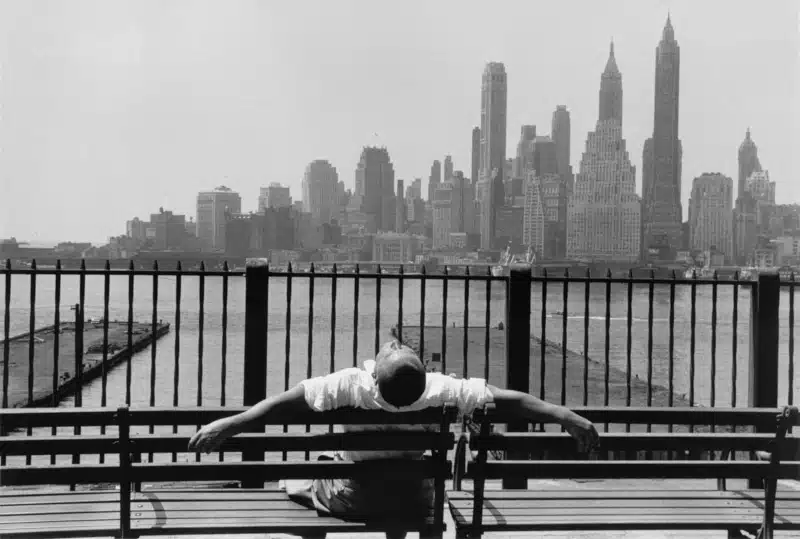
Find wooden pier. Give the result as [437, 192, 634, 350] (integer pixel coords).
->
[1, 320, 170, 408]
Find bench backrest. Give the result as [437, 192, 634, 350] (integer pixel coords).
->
[0, 408, 122, 487]
[468, 405, 799, 483]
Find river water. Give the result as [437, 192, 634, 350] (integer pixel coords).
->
[1, 274, 798, 410]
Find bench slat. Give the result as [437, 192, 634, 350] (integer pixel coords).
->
[0, 435, 118, 456]
[0, 409, 117, 429]
[126, 406, 457, 426]
[477, 407, 787, 427]
[472, 460, 799, 480]
[0, 501, 120, 515]
[472, 432, 800, 454]
[1, 464, 122, 486]
[446, 488, 800, 500]
[0, 431, 453, 455]
[131, 459, 451, 482]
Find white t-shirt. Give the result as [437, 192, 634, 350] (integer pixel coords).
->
[300, 359, 494, 461]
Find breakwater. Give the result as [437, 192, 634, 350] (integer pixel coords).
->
[1, 320, 170, 408]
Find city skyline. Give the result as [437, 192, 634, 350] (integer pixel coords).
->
[0, 0, 797, 244]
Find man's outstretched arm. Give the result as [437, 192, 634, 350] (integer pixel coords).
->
[486, 385, 600, 452]
[188, 384, 310, 453]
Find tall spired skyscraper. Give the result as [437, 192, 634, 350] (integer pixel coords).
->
[642, 15, 683, 259]
[478, 62, 508, 250]
[567, 42, 641, 263]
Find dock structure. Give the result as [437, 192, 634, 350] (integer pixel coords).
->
[0, 320, 170, 408]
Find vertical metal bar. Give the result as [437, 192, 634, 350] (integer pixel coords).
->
[126, 261, 134, 406]
[26, 260, 37, 465]
[732, 271, 740, 408]
[172, 262, 182, 463]
[484, 267, 491, 382]
[583, 269, 590, 406]
[668, 271, 676, 434]
[561, 270, 569, 406]
[440, 266, 448, 375]
[788, 272, 794, 407]
[27, 261, 37, 401]
[149, 261, 158, 463]
[625, 270, 633, 434]
[221, 261, 228, 408]
[50, 260, 61, 465]
[420, 265, 426, 363]
[283, 262, 293, 462]
[646, 270, 654, 408]
[711, 271, 719, 411]
[540, 269, 548, 404]
[100, 260, 110, 464]
[398, 265, 404, 342]
[330, 264, 337, 374]
[329, 265, 337, 435]
[352, 264, 360, 368]
[604, 269, 611, 432]
[197, 261, 205, 414]
[305, 263, 315, 461]
[689, 270, 697, 432]
[72, 259, 86, 479]
[220, 261, 229, 463]
[463, 267, 470, 378]
[2, 259, 10, 411]
[374, 265, 382, 356]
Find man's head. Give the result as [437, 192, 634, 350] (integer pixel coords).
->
[372, 329, 427, 407]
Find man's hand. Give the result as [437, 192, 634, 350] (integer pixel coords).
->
[188, 417, 235, 454]
[563, 414, 600, 453]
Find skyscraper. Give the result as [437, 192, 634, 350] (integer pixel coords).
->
[514, 125, 537, 178]
[428, 160, 442, 202]
[395, 179, 406, 233]
[478, 62, 508, 250]
[738, 128, 762, 201]
[258, 183, 292, 211]
[196, 186, 242, 252]
[642, 15, 683, 259]
[471, 127, 480, 185]
[552, 106, 571, 178]
[444, 155, 454, 183]
[689, 173, 733, 262]
[734, 129, 764, 263]
[302, 160, 339, 224]
[567, 43, 641, 263]
[354, 147, 396, 232]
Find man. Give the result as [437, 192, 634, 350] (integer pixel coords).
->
[189, 332, 599, 538]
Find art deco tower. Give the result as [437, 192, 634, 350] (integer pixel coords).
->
[567, 42, 641, 263]
[642, 15, 683, 258]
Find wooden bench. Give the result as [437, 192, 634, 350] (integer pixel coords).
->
[1, 405, 457, 538]
[449, 405, 800, 539]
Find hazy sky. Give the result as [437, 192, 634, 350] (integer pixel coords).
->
[1, 0, 798, 244]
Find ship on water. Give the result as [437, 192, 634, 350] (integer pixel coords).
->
[491, 244, 535, 277]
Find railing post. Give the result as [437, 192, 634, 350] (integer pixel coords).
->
[243, 258, 269, 488]
[503, 264, 532, 490]
[748, 271, 780, 489]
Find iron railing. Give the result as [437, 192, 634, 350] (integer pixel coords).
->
[0, 260, 796, 456]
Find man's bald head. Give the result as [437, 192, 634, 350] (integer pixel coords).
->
[373, 339, 427, 407]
